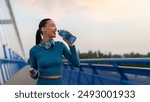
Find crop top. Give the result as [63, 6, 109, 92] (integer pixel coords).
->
[29, 41, 80, 76]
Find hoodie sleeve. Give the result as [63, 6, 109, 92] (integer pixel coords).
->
[29, 48, 38, 69]
[62, 43, 80, 67]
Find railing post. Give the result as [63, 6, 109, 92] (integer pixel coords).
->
[77, 66, 83, 85]
[88, 62, 95, 85]
[8, 48, 12, 59]
[2, 45, 9, 81]
[68, 62, 74, 85]
[90, 61, 103, 85]
[0, 61, 5, 84]
[112, 62, 128, 84]
[8, 48, 13, 78]
[3, 45, 7, 59]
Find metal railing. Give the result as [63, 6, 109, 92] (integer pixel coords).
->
[0, 45, 27, 84]
[62, 58, 150, 85]
[0, 59, 26, 84]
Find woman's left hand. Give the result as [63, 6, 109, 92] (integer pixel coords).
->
[62, 38, 74, 46]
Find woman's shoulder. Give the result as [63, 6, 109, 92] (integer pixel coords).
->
[29, 45, 39, 53]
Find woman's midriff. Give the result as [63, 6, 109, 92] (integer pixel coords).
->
[40, 76, 62, 79]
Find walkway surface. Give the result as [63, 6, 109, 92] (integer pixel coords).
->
[5, 65, 36, 85]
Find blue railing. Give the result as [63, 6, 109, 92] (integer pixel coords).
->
[0, 45, 27, 84]
[62, 58, 150, 85]
[0, 59, 27, 84]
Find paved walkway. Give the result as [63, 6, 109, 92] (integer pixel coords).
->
[5, 65, 37, 85]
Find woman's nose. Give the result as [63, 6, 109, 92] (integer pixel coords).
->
[55, 27, 57, 31]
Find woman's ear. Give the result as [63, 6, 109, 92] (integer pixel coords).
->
[41, 27, 46, 32]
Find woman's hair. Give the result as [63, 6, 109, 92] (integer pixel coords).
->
[36, 18, 52, 45]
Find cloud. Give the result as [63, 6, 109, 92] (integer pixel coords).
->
[11, 0, 61, 20]
[73, 0, 150, 22]
[11, 0, 150, 23]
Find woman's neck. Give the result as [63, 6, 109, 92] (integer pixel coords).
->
[42, 35, 52, 42]
[42, 37, 50, 42]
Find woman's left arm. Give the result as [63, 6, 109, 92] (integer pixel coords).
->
[62, 40, 80, 67]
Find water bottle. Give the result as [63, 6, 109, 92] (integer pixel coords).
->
[57, 30, 77, 43]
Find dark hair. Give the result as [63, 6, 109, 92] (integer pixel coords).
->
[36, 18, 52, 45]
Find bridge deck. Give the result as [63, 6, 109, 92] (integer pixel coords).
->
[5, 65, 36, 85]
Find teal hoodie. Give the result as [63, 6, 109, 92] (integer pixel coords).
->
[29, 41, 80, 76]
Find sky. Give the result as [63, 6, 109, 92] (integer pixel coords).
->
[10, 0, 150, 58]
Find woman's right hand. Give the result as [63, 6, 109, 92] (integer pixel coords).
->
[62, 38, 74, 46]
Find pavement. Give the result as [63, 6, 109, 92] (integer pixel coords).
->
[4, 65, 36, 85]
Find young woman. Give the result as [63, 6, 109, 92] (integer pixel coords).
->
[29, 18, 80, 85]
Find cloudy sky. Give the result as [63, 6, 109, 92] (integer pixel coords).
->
[10, 0, 150, 58]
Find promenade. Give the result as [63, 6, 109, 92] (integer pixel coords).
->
[5, 65, 36, 85]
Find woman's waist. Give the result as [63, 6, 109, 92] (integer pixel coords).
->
[40, 75, 62, 79]
[38, 68, 62, 76]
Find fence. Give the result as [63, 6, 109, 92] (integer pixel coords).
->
[0, 45, 27, 84]
[62, 58, 150, 85]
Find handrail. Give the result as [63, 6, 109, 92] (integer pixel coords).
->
[80, 58, 150, 63]
[0, 58, 27, 84]
[0, 45, 27, 84]
[62, 58, 150, 85]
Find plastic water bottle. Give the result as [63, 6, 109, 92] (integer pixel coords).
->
[57, 30, 77, 43]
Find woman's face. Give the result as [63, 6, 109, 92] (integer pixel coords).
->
[42, 20, 57, 38]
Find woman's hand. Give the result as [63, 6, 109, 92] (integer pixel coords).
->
[29, 68, 38, 79]
[62, 38, 74, 46]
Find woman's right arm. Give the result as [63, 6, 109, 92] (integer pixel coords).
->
[29, 49, 38, 79]
[29, 49, 38, 69]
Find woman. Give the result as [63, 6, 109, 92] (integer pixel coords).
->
[29, 18, 80, 85]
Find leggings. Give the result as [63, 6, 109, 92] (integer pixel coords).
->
[36, 77, 64, 85]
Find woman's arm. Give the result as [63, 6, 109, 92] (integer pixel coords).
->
[62, 40, 80, 67]
[29, 48, 38, 79]
[29, 48, 38, 69]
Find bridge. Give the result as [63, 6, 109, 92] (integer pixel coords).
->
[0, 0, 150, 85]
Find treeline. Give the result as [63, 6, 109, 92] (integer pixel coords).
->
[78, 50, 150, 59]
[78, 50, 150, 67]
